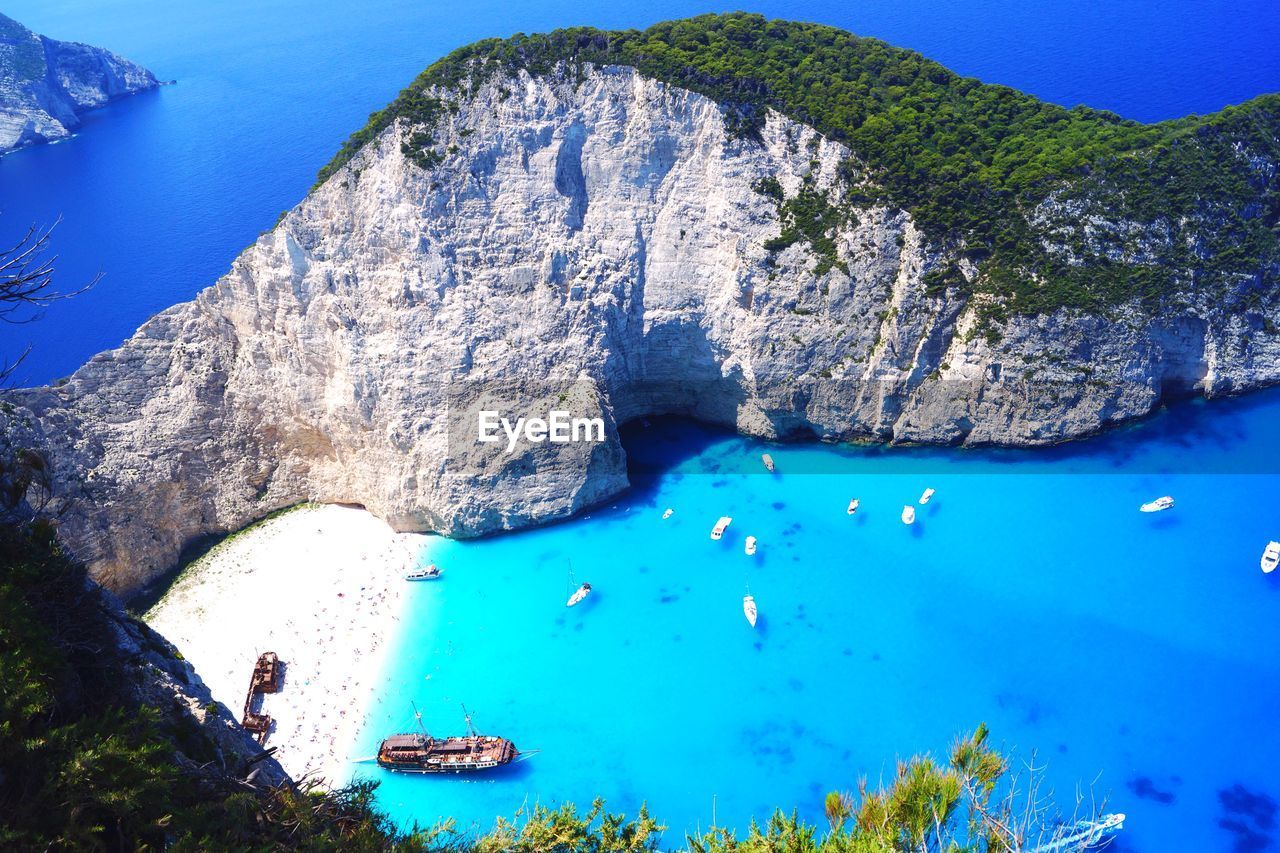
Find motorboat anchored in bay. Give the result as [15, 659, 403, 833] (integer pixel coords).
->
[405, 564, 442, 581]
[1140, 496, 1174, 513]
[901, 505, 916, 524]
[1262, 541, 1280, 574]
[711, 516, 733, 540]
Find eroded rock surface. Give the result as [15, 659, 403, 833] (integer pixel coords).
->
[6, 67, 1278, 592]
[0, 12, 158, 154]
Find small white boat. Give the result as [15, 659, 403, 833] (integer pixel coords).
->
[846, 499, 859, 515]
[901, 505, 916, 525]
[565, 563, 591, 607]
[710, 516, 733, 540]
[662, 508, 674, 519]
[1139, 496, 1175, 513]
[405, 564, 442, 581]
[919, 488, 935, 505]
[1033, 813, 1126, 851]
[762, 454, 775, 472]
[745, 536, 757, 556]
[743, 593, 758, 628]
[1262, 541, 1280, 574]
[566, 583, 592, 607]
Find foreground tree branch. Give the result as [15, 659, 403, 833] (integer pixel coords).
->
[0, 218, 98, 382]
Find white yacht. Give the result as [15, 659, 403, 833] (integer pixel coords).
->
[1139, 496, 1175, 513]
[405, 564, 442, 581]
[745, 536, 758, 556]
[662, 508, 674, 519]
[846, 499, 859, 515]
[711, 516, 733, 540]
[743, 593, 758, 628]
[1027, 813, 1126, 852]
[1262, 541, 1280, 574]
[919, 488, 935, 505]
[901, 505, 916, 524]
[762, 453, 775, 472]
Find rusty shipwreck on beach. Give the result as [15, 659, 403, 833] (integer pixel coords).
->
[241, 652, 282, 743]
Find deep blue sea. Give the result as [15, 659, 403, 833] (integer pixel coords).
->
[4, 0, 1280, 385]
[5, 1, 1280, 850]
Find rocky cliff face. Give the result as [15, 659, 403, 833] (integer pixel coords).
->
[6, 65, 1280, 592]
[0, 13, 158, 155]
[96, 579, 291, 786]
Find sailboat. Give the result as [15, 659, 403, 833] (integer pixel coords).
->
[565, 563, 591, 607]
[901, 505, 916, 524]
[567, 583, 592, 607]
[919, 488, 935, 505]
[846, 498, 859, 515]
[743, 588, 758, 628]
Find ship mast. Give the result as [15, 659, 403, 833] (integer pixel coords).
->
[461, 703, 479, 738]
[410, 702, 432, 740]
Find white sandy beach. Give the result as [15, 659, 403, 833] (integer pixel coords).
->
[146, 503, 420, 784]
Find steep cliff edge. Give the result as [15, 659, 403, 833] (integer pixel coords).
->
[0, 13, 158, 155]
[5, 15, 1279, 593]
[0, 525, 289, 846]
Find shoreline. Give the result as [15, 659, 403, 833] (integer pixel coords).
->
[145, 503, 421, 784]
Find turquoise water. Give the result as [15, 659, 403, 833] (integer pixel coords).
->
[5, 2, 1280, 849]
[2, 0, 1279, 384]
[355, 391, 1280, 851]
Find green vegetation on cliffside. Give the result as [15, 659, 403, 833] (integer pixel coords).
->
[0, 499, 1106, 850]
[0, 523, 410, 850]
[319, 13, 1279, 317]
[0, 426, 1111, 850]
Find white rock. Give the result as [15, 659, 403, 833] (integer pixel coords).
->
[6, 65, 1278, 592]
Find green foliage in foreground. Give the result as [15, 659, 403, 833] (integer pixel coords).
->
[317, 12, 1279, 317]
[0, 522, 412, 850]
[0, 515, 1108, 849]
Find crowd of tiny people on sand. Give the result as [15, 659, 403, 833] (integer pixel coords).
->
[146, 504, 415, 782]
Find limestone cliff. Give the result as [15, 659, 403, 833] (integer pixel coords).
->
[0, 13, 158, 155]
[5, 49, 1279, 592]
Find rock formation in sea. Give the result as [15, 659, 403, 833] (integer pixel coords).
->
[4, 15, 1278, 592]
[0, 12, 159, 155]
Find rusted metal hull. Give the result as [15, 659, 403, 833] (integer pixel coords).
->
[242, 652, 283, 744]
